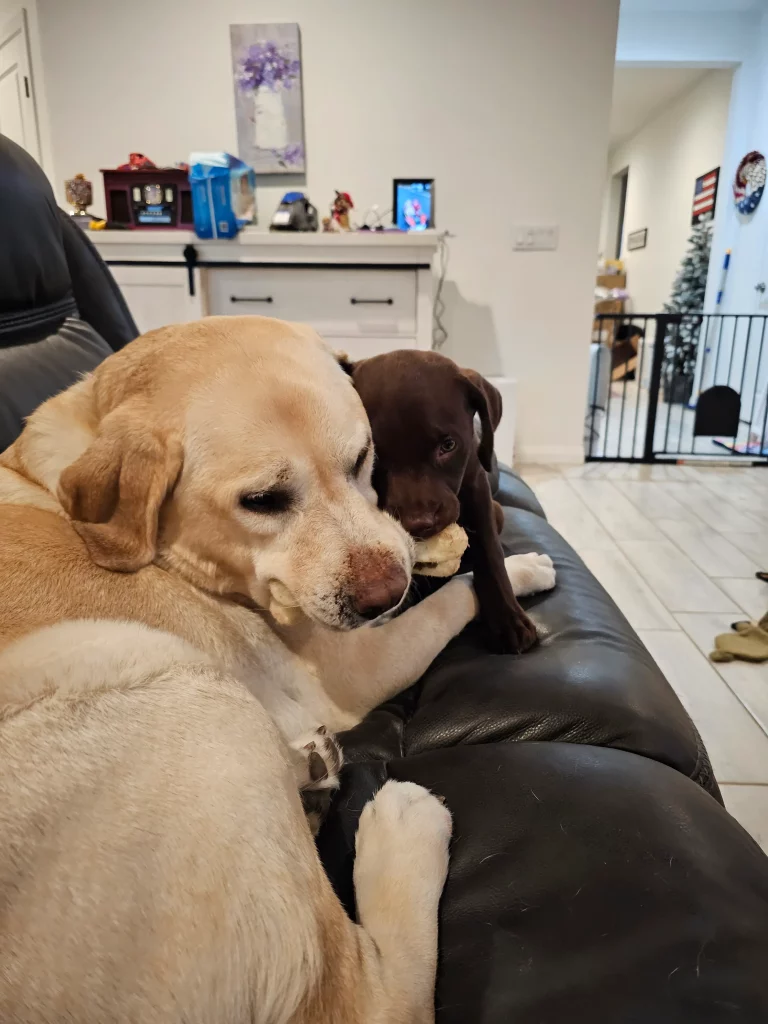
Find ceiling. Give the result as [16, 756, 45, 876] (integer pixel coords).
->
[609, 67, 711, 148]
[620, 0, 764, 11]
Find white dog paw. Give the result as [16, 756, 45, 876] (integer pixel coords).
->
[355, 781, 452, 916]
[504, 552, 556, 597]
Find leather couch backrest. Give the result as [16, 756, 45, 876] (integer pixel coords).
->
[0, 318, 112, 452]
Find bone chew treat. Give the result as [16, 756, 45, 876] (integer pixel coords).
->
[268, 580, 302, 626]
[413, 523, 469, 577]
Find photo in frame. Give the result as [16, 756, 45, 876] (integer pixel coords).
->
[627, 228, 648, 251]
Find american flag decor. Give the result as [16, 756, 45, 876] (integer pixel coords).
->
[692, 167, 719, 225]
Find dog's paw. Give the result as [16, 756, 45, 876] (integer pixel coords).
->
[354, 781, 452, 920]
[484, 603, 539, 654]
[290, 726, 343, 836]
[504, 552, 556, 597]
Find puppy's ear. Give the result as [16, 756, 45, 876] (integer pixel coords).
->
[460, 369, 502, 472]
[58, 403, 183, 572]
[334, 350, 357, 377]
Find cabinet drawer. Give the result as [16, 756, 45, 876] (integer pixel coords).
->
[205, 267, 416, 338]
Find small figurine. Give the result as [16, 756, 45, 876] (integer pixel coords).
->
[331, 190, 354, 231]
[64, 173, 93, 221]
[116, 153, 157, 171]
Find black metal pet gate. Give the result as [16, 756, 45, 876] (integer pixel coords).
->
[586, 313, 768, 464]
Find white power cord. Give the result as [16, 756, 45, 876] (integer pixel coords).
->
[361, 204, 393, 229]
[432, 230, 453, 351]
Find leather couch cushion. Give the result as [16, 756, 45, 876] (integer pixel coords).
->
[319, 743, 768, 1024]
[0, 318, 112, 452]
[0, 134, 137, 351]
[58, 210, 137, 352]
[493, 464, 545, 518]
[0, 135, 72, 335]
[318, 501, 766, 1022]
[339, 507, 716, 798]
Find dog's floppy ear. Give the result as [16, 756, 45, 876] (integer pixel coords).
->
[334, 349, 357, 377]
[58, 403, 183, 573]
[460, 368, 502, 472]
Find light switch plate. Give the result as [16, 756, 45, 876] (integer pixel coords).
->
[513, 226, 559, 251]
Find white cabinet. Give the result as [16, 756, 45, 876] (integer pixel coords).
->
[110, 265, 203, 334]
[206, 266, 417, 338]
[91, 230, 438, 355]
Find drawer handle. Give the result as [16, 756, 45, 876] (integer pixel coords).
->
[230, 295, 273, 304]
[350, 297, 394, 306]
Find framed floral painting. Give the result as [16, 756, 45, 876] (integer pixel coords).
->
[230, 23, 306, 174]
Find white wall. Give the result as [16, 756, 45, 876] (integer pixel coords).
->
[30, 0, 619, 465]
[707, 9, 768, 316]
[606, 69, 733, 314]
[698, 7, 768, 422]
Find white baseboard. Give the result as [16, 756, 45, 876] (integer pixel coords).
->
[514, 444, 585, 466]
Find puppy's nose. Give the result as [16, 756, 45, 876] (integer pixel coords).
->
[351, 564, 408, 620]
[400, 512, 440, 540]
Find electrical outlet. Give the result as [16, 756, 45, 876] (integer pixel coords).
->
[513, 226, 559, 251]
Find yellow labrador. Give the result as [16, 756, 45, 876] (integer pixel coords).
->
[0, 316, 555, 1023]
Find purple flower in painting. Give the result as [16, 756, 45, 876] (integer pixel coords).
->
[274, 143, 304, 168]
[237, 40, 300, 93]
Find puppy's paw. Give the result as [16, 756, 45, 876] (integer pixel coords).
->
[484, 603, 539, 654]
[505, 552, 556, 597]
[290, 726, 343, 836]
[355, 781, 452, 921]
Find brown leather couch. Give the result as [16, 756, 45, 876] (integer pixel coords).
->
[317, 470, 768, 1023]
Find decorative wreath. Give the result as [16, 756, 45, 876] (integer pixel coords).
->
[733, 151, 766, 215]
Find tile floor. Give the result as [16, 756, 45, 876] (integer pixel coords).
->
[518, 459, 768, 852]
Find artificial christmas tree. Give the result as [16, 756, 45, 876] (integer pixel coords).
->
[663, 218, 713, 404]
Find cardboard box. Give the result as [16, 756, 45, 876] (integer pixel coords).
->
[594, 299, 624, 315]
[596, 273, 626, 289]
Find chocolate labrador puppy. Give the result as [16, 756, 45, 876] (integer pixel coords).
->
[342, 349, 538, 654]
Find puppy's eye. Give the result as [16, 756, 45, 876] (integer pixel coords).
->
[437, 437, 456, 456]
[239, 490, 292, 514]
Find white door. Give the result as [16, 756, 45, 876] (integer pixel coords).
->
[0, 10, 39, 160]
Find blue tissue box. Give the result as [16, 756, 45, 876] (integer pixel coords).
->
[189, 152, 256, 239]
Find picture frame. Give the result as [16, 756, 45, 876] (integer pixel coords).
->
[627, 228, 648, 251]
[692, 167, 719, 225]
[392, 179, 434, 231]
[230, 23, 306, 175]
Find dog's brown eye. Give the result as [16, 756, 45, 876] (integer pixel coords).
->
[438, 437, 456, 455]
[240, 490, 292, 514]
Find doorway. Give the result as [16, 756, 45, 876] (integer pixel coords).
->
[605, 167, 629, 261]
[0, 9, 40, 161]
[588, 67, 736, 461]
